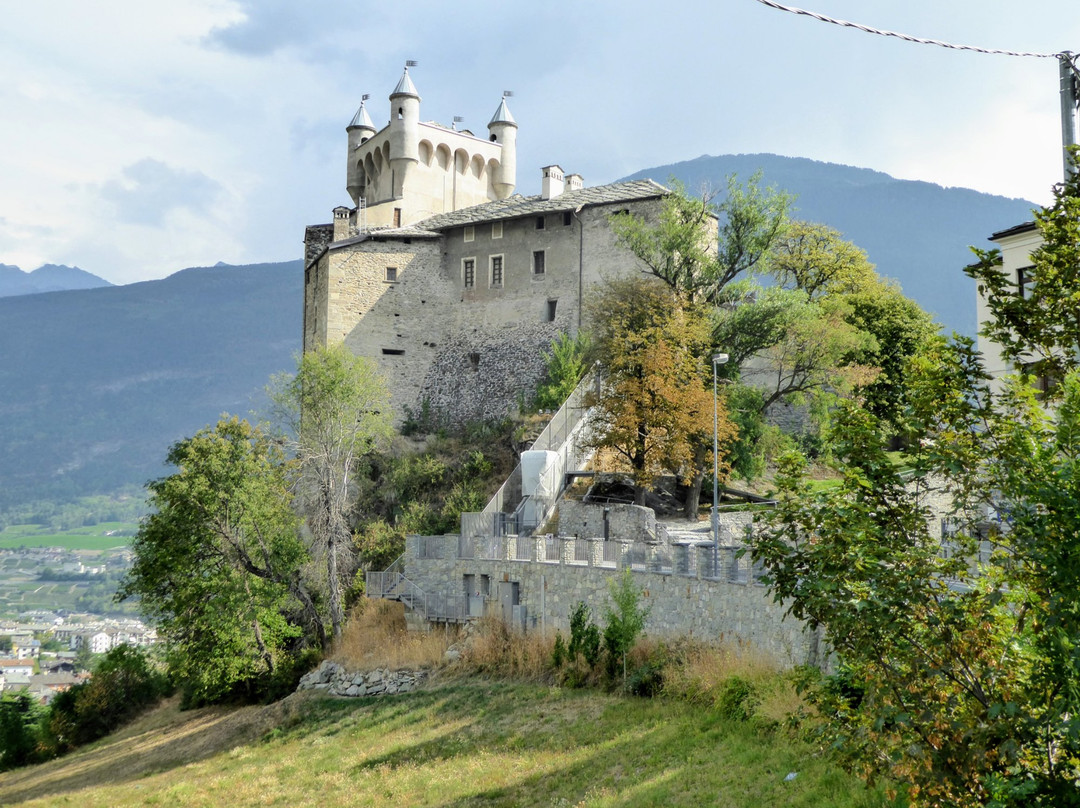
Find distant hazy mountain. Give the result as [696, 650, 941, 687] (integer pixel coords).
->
[621, 154, 1037, 336]
[0, 261, 301, 508]
[0, 263, 113, 297]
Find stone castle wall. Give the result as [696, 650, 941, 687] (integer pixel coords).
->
[401, 532, 820, 669]
[305, 197, 667, 424]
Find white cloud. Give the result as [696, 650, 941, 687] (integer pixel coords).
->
[0, 0, 1077, 282]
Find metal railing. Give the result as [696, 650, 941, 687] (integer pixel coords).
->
[364, 567, 471, 623]
[461, 371, 598, 540]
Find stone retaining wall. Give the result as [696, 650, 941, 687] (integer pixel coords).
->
[402, 534, 820, 669]
[297, 661, 428, 698]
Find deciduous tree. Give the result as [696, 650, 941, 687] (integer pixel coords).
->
[119, 417, 315, 704]
[271, 345, 393, 639]
[585, 277, 735, 505]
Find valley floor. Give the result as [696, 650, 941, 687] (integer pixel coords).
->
[0, 676, 890, 808]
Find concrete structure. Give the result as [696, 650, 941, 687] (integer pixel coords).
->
[304, 67, 681, 423]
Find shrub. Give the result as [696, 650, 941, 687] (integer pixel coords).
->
[718, 675, 760, 721]
[45, 644, 167, 755]
[602, 569, 650, 683]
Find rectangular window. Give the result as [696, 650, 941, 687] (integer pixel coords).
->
[393, 207, 401, 227]
[464, 225, 475, 243]
[532, 250, 545, 275]
[463, 258, 476, 288]
[563, 211, 573, 226]
[535, 216, 546, 230]
[1018, 265, 1034, 299]
[546, 299, 558, 322]
[385, 266, 397, 283]
[381, 348, 405, 356]
[490, 255, 503, 287]
[492, 221, 503, 239]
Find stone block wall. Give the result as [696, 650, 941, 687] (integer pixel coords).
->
[399, 533, 819, 669]
[558, 501, 657, 542]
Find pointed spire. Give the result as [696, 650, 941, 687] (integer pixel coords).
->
[391, 65, 419, 99]
[488, 96, 516, 127]
[347, 98, 375, 131]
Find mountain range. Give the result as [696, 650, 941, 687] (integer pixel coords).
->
[0, 154, 1041, 509]
[622, 154, 1037, 336]
[0, 264, 113, 297]
[0, 261, 301, 509]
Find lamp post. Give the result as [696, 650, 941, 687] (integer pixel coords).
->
[712, 353, 729, 576]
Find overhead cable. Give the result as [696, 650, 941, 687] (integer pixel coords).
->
[751, 0, 1061, 59]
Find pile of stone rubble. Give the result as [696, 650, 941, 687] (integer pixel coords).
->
[296, 660, 428, 698]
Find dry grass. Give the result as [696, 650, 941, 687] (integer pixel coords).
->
[658, 638, 804, 722]
[331, 600, 457, 671]
[455, 616, 557, 681]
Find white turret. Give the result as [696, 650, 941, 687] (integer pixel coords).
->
[487, 96, 517, 200]
[388, 65, 420, 200]
[346, 97, 376, 207]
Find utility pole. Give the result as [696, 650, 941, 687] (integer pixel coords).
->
[1059, 52, 1079, 178]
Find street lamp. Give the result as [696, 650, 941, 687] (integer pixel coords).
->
[712, 353, 729, 576]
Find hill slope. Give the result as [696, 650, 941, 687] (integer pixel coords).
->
[0, 680, 887, 807]
[621, 153, 1037, 335]
[0, 261, 301, 508]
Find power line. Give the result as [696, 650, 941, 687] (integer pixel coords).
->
[751, 0, 1061, 59]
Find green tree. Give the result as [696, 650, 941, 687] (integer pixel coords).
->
[0, 692, 44, 770]
[119, 417, 316, 704]
[271, 344, 393, 640]
[752, 329, 1080, 805]
[610, 174, 791, 306]
[533, 331, 591, 411]
[602, 569, 650, 684]
[585, 277, 736, 506]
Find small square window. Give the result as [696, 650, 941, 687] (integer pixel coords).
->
[492, 222, 503, 239]
[563, 211, 572, 226]
[533, 251, 545, 275]
[491, 255, 503, 287]
[463, 258, 476, 288]
[464, 225, 475, 243]
[535, 216, 546, 230]
[385, 266, 398, 283]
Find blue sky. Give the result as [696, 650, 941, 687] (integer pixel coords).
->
[1, 0, 1077, 284]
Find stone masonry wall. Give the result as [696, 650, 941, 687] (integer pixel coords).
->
[557, 501, 657, 542]
[401, 533, 819, 669]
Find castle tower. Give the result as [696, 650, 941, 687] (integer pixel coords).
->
[388, 65, 420, 201]
[345, 98, 376, 207]
[487, 96, 517, 200]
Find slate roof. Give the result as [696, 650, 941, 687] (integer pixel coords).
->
[414, 179, 670, 232]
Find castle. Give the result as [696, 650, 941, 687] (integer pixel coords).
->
[302, 66, 674, 422]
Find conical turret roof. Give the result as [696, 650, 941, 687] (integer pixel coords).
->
[488, 96, 516, 127]
[391, 67, 419, 98]
[347, 100, 375, 131]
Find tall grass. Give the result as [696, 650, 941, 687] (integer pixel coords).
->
[331, 600, 456, 671]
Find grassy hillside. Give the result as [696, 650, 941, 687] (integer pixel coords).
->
[0, 678, 890, 807]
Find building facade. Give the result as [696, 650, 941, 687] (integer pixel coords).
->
[303, 67, 683, 422]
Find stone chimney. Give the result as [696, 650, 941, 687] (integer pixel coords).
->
[332, 206, 353, 240]
[541, 165, 564, 200]
[565, 173, 584, 191]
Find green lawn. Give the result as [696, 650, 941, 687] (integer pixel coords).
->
[0, 679, 893, 808]
[0, 523, 137, 551]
